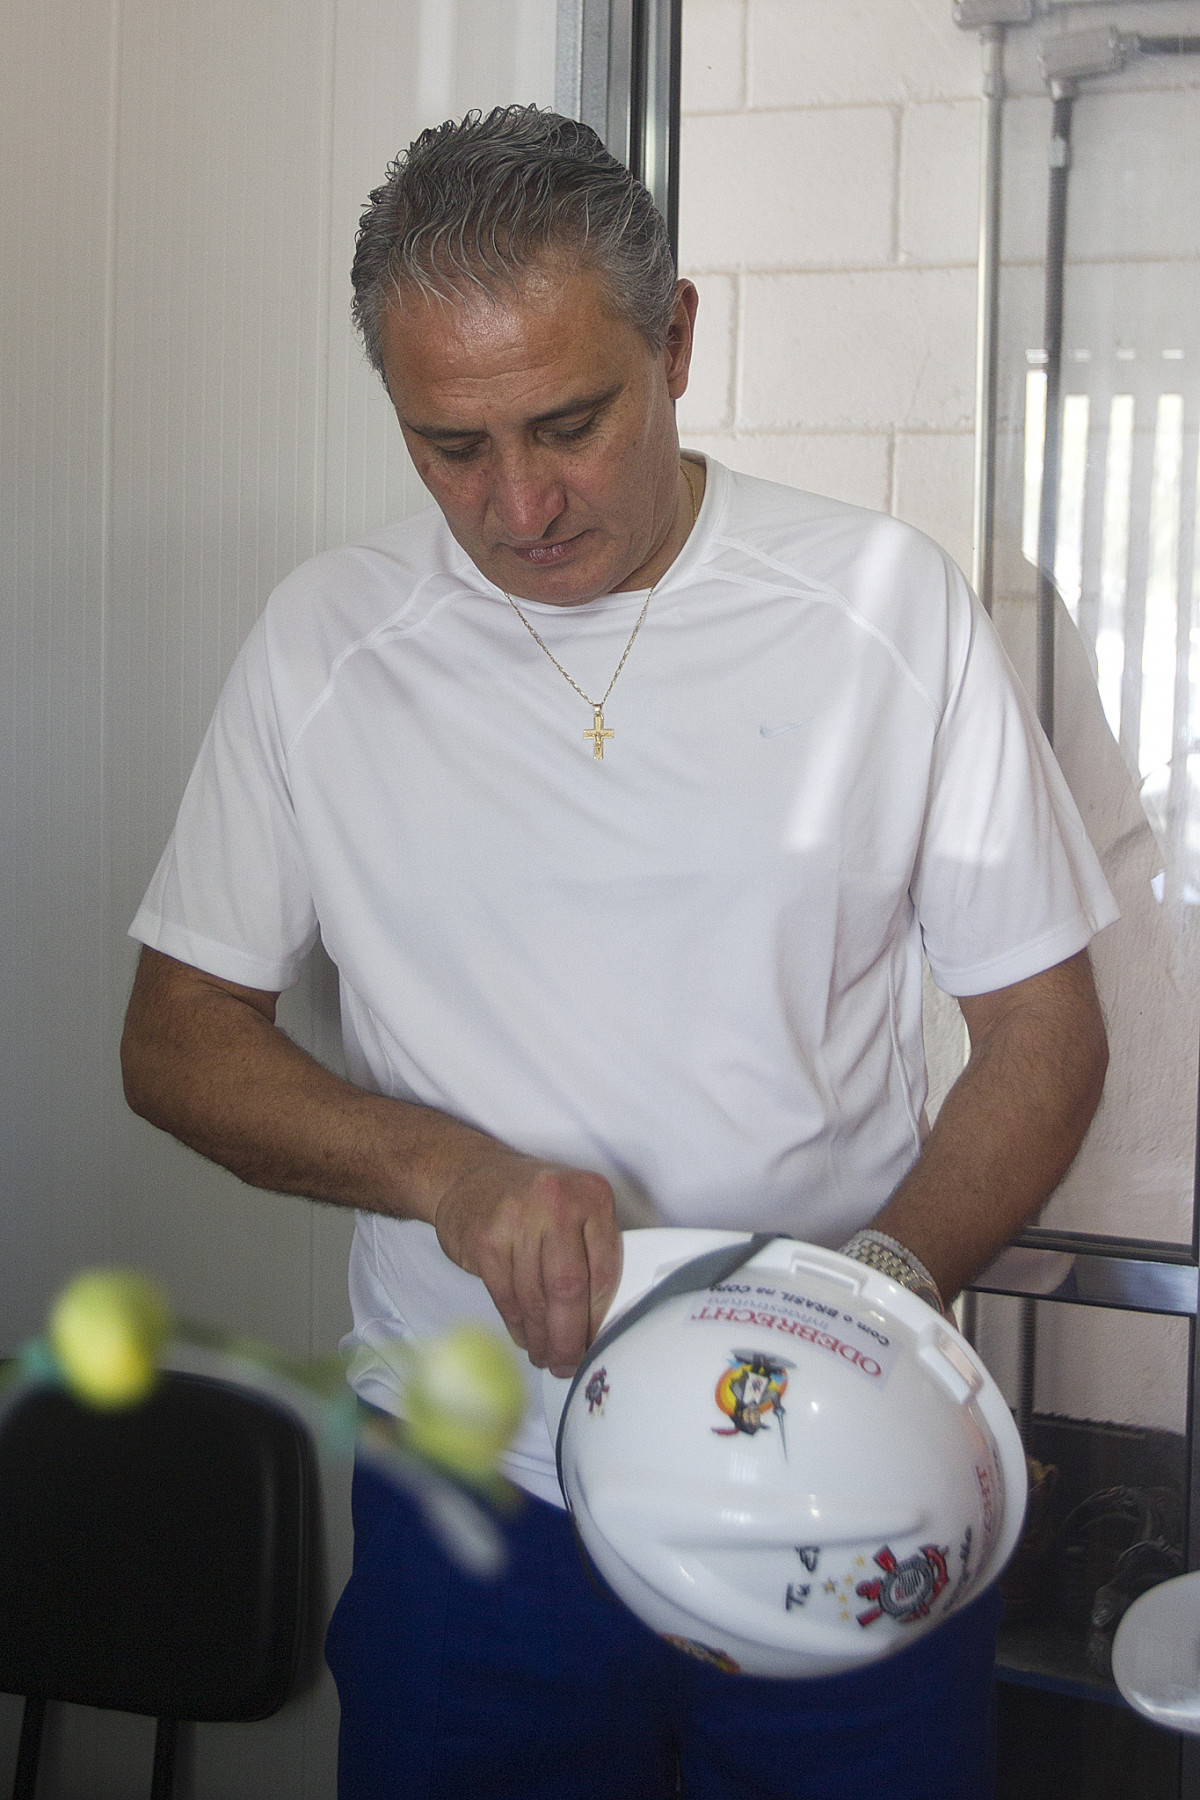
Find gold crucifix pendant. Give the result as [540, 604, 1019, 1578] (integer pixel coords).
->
[584, 705, 614, 760]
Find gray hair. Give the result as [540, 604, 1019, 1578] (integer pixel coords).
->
[351, 105, 677, 378]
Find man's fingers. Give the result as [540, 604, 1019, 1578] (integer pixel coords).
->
[584, 1211, 622, 1347]
[510, 1222, 554, 1368]
[482, 1237, 528, 1354]
[541, 1225, 594, 1377]
[434, 1153, 618, 1373]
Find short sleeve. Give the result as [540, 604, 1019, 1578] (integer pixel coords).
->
[130, 618, 319, 991]
[911, 576, 1119, 997]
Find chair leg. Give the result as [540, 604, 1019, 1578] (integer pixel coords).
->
[11, 1696, 45, 1800]
[150, 1718, 177, 1800]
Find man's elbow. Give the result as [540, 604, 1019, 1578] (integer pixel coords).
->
[1068, 968, 1110, 1140]
[1080, 1005, 1109, 1123]
[120, 948, 184, 1126]
[120, 1007, 163, 1124]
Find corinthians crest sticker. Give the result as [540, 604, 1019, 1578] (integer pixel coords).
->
[855, 1545, 950, 1627]
[584, 1368, 610, 1415]
[713, 1349, 794, 1442]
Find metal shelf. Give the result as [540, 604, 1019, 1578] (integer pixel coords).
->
[972, 1244, 1199, 1316]
[996, 1616, 1128, 1706]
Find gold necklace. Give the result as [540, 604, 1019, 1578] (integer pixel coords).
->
[504, 461, 700, 760]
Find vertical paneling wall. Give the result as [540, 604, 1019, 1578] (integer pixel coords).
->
[3, 0, 555, 1345]
[2, 0, 116, 1338]
[1, 3, 553, 1793]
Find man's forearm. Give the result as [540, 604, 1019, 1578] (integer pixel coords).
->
[121, 947, 622, 1373]
[866, 950, 1108, 1304]
[120, 946, 501, 1220]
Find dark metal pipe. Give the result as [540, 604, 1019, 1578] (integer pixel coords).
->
[628, 0, 647, 187]
[1020, 89, 1076, 1456]
[1035, 91, 1074, 745]
[1017, 1296, 1038, 1446]
[971, 27, 1006, 615]
[664, 0, 682, 261]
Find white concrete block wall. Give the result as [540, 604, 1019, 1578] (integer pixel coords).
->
[976, 1293, 1190, 1437]
[680, 273, 737, 430]
[898, 98, 978, 266]
[680, 0, 746, 110]
[742, 267, 977, 428]
[678, 0, 981, 557]
[747, 0, 979, 106]
[683, 430, 894, 512]
[678, 0, 1200, 565]
[892, 431, 976, 579]
[681, 109, 897, 270]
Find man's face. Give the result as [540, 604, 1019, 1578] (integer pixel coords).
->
[379, 264, 698, 605]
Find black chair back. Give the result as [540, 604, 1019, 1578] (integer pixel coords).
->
[0, 1370, 319, 1798]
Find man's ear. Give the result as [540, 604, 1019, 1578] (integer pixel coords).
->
[665, 280, 699, 402]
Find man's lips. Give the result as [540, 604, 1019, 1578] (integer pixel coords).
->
[504, 532, 587, 566]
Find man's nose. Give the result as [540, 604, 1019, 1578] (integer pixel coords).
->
[489, 452, 566, 541]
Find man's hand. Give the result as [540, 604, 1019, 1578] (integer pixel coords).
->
[434, 1150, 621, 1376]
[122, 946, 621, 1373]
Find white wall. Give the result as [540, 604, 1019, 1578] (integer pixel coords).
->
[675, 0, 1200, 1430]
[1, 2, 553, 1792]
[677, 0, 982, 570]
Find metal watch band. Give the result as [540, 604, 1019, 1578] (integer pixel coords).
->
[839, 1229, 946, 1314]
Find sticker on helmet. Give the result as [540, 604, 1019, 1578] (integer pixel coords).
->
[662, 1635, 742, 1674]
[796, 1545, 820, 1572]
[584, 1368, 609, 1415]
[855, 1545, 950, 1627]
[689, 1284, 899, 1382]
[785, 1583, 811, 1610]
[974, 1458, 1000, 1559]
[712, 1349, 793, 1441]
[953, 1525, 974, 1598]
[823, 1562, 869, 1622]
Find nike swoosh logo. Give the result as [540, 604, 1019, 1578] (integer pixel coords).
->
[759, 721, 805, 739]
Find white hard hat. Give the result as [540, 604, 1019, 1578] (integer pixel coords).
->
[1112, 1570, 1200, 1734]
[544, 1229, 1026, 1680]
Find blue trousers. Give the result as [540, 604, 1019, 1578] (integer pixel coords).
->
[326, 1462, 1002, 1800]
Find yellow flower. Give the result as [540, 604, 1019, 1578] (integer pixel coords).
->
[403, 1325, 525, 1482]
[48, 1269, 172, 1409]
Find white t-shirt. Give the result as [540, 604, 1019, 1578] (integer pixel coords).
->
[131, 457, 1117, 1503]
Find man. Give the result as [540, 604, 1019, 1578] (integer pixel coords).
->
[121, 107, 1114, 1797]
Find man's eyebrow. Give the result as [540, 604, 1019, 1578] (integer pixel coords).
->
[527, 385, 620, 426]
[403, 385, 620, 441]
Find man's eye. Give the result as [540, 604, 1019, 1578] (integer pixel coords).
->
[436, 441, 484, 463]
[548, 419, 596, 444]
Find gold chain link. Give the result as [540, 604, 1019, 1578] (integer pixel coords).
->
[503, 460, 699, 718]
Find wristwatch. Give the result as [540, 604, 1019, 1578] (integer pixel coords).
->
[839, 1229, 946, 1316]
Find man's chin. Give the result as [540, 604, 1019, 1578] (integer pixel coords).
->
[486, 544, 618, 607]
